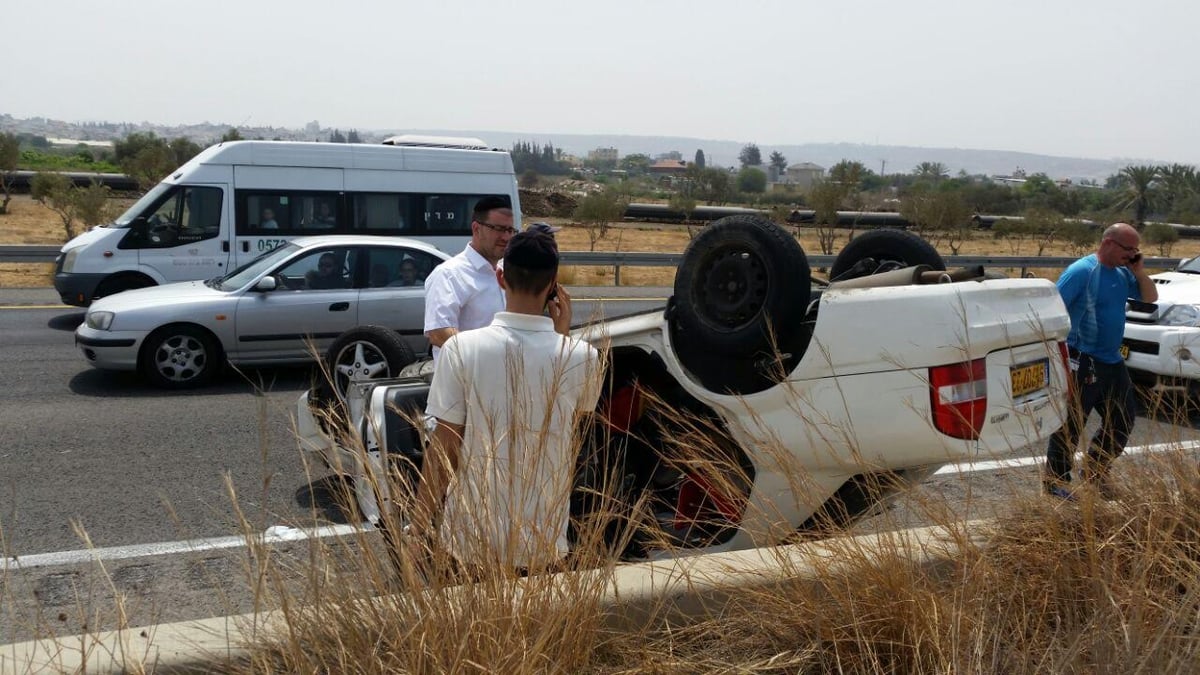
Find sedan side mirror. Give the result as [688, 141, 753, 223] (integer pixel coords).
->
[254, 276, 278, 292]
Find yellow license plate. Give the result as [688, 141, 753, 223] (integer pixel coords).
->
[1120, 344, 1130, 360]
[1011, 359, 1049, 398]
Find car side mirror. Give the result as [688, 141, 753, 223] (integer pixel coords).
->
[255, 276, 278, 292]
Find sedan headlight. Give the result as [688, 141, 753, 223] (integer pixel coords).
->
[62, 248, 79, 273]
[1159, 304, 1200, 327]
[85, 311, 115, 331]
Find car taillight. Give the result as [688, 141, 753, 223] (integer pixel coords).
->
[929, 357, 987, 440]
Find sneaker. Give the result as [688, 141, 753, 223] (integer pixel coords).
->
[1046, 485, 1078, 502]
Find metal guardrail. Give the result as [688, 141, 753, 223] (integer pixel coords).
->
[0, 245, 61, 263]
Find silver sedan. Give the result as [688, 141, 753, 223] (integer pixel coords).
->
[75, 235, 449, 388]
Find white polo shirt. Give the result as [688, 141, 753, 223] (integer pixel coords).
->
[426, 312, 602, 569]
[423, 244, 505, 364]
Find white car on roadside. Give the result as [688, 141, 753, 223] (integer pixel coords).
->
[1123, 256, 1200, 399]
[296, 218, 1072, 560]
[74, 235, 448, 388]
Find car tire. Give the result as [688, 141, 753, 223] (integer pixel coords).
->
[312, 325, 417, 411]
[669, 214, 812, 394]
[139, 324, 221, 388]
[829, 229, 945, 281]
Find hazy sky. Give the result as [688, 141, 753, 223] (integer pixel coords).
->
[5, 0, 1197, 164]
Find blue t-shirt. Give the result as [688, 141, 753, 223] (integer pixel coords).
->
[1056, 254, 1140, 363]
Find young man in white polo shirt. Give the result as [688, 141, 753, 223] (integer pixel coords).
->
[422, 196, 514, 365]
[410, 229, 602, 577]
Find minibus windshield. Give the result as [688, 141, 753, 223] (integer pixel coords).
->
[112, 183, 172, 226]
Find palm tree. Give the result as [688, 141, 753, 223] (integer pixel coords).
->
[1115, 164, 1160, 228]
[913, 161, 949, 183]
[1159, 163, 1197, 214]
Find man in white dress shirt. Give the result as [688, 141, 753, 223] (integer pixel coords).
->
[422, 196, 515, 364]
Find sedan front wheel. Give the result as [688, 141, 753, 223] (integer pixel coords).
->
[139, 325, 220, 388]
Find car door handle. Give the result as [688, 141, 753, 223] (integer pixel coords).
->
[329, 302, 350, 312]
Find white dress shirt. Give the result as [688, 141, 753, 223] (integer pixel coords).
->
[423, 243, 505, 364]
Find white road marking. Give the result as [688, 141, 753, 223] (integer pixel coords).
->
[7, 523, 366, 571]
[10, 441, 1200, 570]
[932, 439, 1200, 476]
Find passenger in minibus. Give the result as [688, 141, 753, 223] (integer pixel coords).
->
[260, 208, 279, 230]
[307, 202, 337, 229]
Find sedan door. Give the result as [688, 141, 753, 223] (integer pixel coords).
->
[355, 246, 447, 357]
[232, 246, 362, 363]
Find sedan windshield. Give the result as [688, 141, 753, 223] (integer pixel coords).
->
[217, 243, 303, 291]
[1177, 257, 1200, 274]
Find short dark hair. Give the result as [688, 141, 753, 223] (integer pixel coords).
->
[472, 195, 512, 223]
[503, 230, 558, 295]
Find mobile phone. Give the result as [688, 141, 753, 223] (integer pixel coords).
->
[1129, 253, 1143, 265]
[544, 283, 558, 309]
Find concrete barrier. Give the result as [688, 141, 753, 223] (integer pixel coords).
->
[0, 521, 987, 673]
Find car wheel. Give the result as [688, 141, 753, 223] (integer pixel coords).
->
[139, 324, 220, 388]
[669, 214, 812, 394]
[829, 229, 945, 281]
[313, 325, 417, 410]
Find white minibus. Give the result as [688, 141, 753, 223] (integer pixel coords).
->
[53, 137, 520, 306]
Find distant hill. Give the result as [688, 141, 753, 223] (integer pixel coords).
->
[398, 129, 1150, 183]
[1, 113, 1162, 182]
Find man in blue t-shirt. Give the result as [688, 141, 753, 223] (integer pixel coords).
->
[1045, 222, 1157, 500]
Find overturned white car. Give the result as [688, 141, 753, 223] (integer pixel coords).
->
[296, 217, 1071, 560]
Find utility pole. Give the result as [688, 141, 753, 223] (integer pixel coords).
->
[880, 159, 887, 175]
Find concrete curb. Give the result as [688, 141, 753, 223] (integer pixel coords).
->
[1, 521, 986, 673]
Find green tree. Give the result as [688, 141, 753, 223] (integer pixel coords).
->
[168, 137, 201, 166]
[220, 127, 243, 142]
[115, 132, 192, 190]
[31, 172, 80, 240]
[619, 153, 652, 175]
[74, 181, 114, 229]
[1158, 163, 1196, 215]
[668, 192, 696, 221]
[768, 151, 787, 173]
[807, 180, 845, 255]
[1142, 222, 1180, 256]
[0, 131, 19, 214]
[694, 149, 706, 170]
[519, 169, 539, 189]
[329, 129, 347, 143]
[738, 143, 762, 168]
[913, 161, 949, 184]
[736, 167, 767, 193]
[347, 129, 362, 143]
[1116, 164, 1160, 228]
[693, 167, 733, 205]
[900, 188, 970, 252]
[572, 189, 627, 251]
[1022, 207, 1068, 256]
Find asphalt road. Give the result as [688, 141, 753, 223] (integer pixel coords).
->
[0, 288, 670, 557]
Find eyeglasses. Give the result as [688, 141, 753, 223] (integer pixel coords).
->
[1108, 239, 1140, 254]
[477, 220, 517, 235]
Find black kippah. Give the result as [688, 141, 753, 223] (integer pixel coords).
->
[504, 231, 559, 270]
